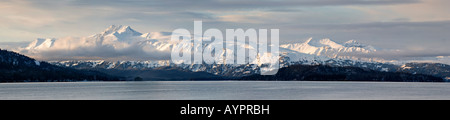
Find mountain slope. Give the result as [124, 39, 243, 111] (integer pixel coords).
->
[0, 49, 119, 82]
[399, 63, 450, 79]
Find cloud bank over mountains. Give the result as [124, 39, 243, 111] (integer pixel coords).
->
[19, 25, 174, 61]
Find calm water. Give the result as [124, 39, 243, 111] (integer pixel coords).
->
[1, 81, 450, 100]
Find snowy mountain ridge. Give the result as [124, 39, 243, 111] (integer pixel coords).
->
[280, 37, 377, 58]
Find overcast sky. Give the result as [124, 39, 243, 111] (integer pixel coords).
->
[1, 0, 450, 57]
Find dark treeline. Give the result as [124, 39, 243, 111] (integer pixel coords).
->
[242, 64, 444, 82]
[0, 49, 121, 82]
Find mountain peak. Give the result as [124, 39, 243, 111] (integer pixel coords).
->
[345, 40, 358, 44]
[344, 40, 366, 47]
[25, 38, 55, 50]
[305, 38, 343, 49]
[102, 25, 142, 36]
[304, 37, 313, 44]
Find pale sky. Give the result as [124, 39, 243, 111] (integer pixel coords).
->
[1, 0, 450, 57]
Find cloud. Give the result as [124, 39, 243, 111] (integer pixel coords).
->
[25, 44, 172, 61]
[0, 41, 29, 50]
[350, 0, 450, 22]
[18, 37, 173, 61]
[57, 0, 420, 9]
[343, 49, 450, 60]
[278, 20, 450, 58]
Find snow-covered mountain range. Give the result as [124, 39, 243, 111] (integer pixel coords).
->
[280, 38, 377, 58]
[20, 25, 174, 60]
[21, 25, 380, 62]
[18, 25, 450, 79]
